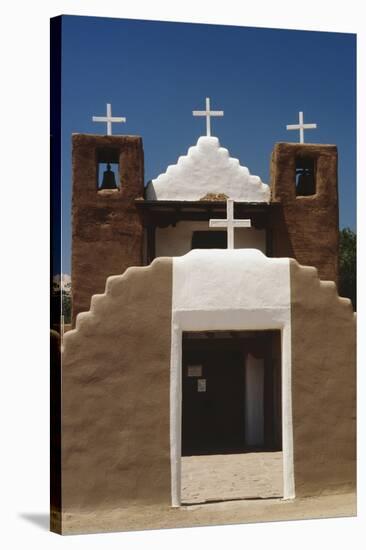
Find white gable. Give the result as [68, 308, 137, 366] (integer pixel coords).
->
[145, 136, 270, 202]
[172, 249, 290, 315]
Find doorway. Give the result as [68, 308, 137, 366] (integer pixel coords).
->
[180, 330, 283, 503]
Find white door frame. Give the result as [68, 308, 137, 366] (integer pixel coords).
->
[170, 312, 295, 507]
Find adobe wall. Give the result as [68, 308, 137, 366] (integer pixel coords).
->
[55, 250, 356, 534]
[71, 134, 144, 324]
[270, 143, 339, 285]
[60, 258, 173, 529]
[290, 259, 356, 497]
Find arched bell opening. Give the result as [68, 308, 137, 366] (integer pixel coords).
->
[295, 156, 316, 196]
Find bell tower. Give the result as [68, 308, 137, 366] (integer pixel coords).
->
[269, 142, 339, 285]
[71, 133, 144, 324]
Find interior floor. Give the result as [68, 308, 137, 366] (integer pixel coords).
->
[181, 451, 283, 504]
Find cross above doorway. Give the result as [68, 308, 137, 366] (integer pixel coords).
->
[209, 199, 251, 249]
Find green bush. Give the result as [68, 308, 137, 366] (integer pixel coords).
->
[339, 228, 356, 311]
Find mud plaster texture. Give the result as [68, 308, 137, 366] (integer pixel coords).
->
[71, 134, 144, 324]
[54, 255, 356, 535]
[58, 258, 173, 534]
[290, 259, 356, 497]
[270, 143, 339, 286]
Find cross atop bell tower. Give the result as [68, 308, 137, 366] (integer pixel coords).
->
[286, 111, 317, 144]
[92, 103, 126, 135]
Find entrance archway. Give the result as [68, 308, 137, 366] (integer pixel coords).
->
[170, 249, 295, 506]
[180, 330, 282, 504]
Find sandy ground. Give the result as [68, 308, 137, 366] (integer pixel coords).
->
[60, 452, 356, 535]
[181, 452, 283, 503]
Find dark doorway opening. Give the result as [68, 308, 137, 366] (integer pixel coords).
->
[181, 330, 282, 456]
[191, 231, 227, 249]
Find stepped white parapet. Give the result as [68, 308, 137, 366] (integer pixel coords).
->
[145, 136, 270, 202]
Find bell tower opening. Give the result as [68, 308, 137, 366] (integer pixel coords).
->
[96, 147, 120, 191]
[98, 162, 120, 190]
[295, 156, 316, 196]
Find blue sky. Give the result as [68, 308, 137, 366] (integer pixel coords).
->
[59, 15, 356, 275]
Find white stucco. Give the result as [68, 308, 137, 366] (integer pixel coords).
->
[170, 249, 294, 506]
[155, 221, 266, 257]
[146, 136, 270, 202]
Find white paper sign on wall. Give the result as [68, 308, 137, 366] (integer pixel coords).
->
[197, 379, 207, 392]
[187, 365, 203, 377]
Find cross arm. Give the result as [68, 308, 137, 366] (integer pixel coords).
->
[209, 220, 228, 228]
[232, 220, 251, 228]
[92, 116, 126, 122]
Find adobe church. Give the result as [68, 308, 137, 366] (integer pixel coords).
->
[53, 100, 356, 533]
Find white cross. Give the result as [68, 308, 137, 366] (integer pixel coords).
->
[193, 97, 224, 137]
[92, 103, 126, 135]
[209, 199, 251, 249]
[286, 111, 317, 144]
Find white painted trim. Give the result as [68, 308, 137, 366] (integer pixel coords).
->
[170, 250, 295, 506]
[282, 324, 295, 499]
[170, 322, 182, 507]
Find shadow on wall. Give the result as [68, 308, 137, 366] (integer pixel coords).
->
[144, 181, 156, 199]
[269, 206, 295, 259]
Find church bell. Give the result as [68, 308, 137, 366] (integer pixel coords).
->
[100, 163, 118, 190]
[296, 169, 315, 196]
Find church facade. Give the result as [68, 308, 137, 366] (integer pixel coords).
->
[52, 109, 355, 533]
[71, 132, 339, 321]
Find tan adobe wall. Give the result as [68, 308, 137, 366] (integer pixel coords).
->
[56, 252, 356, 532]
[290, 259, 356, 497]
[71, 134, 144, 325]
[60, 258, 173, 525]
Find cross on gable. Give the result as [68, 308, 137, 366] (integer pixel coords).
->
[286, 111, 317, 144]
[92, 103, 126, 135]
[209, 199, 251, 249]
[193, 97, 224, 137]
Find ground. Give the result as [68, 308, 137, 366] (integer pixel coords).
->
[181, 452, 283, 504]
[61, 452, 356, 535]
